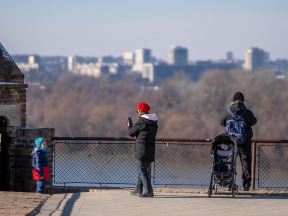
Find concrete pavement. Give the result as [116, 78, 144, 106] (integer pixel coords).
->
[37, 189, 288, 216]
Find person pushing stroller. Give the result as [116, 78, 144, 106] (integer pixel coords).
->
[221, 92, 257, 191]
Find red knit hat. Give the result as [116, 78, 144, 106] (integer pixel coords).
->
[137, 102, 150, 113]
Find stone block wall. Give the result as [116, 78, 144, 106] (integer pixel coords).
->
[0, 83, 28, 127]
[10, 128, 54, 192]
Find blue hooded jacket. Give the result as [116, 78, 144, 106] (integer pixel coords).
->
[31, 138, 49, 178]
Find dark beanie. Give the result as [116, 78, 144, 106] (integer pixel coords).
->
[233, 92, 244, 102]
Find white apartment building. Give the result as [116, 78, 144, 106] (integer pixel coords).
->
[167, 46, 188, 66]
[132, 48, 152, 73]
[17, 55, 39, 72]
[243, 47, 269, 71]
[122, 52, 134, 65]
[68, 56, 118, 77]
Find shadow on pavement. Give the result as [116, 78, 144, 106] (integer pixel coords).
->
[49, 192, 80, 216]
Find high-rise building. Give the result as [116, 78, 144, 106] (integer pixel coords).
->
[243, 47, 269, 71]
[226, 51, 234, 62]
[122, 52, 134, 65]
[68, 56, 76, 72]
[167, 46, 188, 65]
[135, 49, 152, 64]
[132, 48, 152, 73]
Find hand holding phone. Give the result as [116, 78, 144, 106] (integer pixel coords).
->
[128, 117, 133, 127]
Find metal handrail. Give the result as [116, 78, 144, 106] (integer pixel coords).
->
[53, 137, 288, 143]
[53, 137, 212, 143]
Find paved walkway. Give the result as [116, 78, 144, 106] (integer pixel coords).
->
[37, 189, 288, 216]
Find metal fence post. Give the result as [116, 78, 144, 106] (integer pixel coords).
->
[251, 141, 257, 190]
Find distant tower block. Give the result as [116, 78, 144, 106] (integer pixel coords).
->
[135, 49, 152, 64]
[243, 47, 269, 71]
[132, 48, 152, 73]
[226, 51, 234, 62]
[167, 46, 188, 66]
[123, 52, 135, 65]
[68, 56, 76, 72]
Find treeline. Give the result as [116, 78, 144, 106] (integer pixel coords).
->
[27, 70, 288, 139]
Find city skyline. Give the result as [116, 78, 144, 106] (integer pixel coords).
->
[1, 0, 288, 60]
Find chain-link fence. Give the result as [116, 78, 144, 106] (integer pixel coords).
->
[153, 141, 244, 188]
[53, 137, 288, 189]
[255, 141, 288, 189]
[53, 139, 137, 186]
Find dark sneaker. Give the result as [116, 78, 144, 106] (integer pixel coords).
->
[243, 186, 250, 191]
[242, 184, 250, 191]
[242, 182, 251, 191]
[138, 193, 154, 198]
[130, 190, 142, 196]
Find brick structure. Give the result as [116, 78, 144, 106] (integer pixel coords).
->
[0, 42, 54, 192]
[13, 128, 54, 192]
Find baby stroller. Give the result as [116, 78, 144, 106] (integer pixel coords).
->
[208, 133, 238, 198]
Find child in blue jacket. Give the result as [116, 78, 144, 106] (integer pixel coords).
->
[31, 137, 50, 193]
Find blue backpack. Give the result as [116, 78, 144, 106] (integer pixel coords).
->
[225, 108, 246, 144]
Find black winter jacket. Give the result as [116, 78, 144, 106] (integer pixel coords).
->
[221, 102, 257, 148]
[128, 113, 158, 162]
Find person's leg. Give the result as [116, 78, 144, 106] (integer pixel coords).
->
[36, 180, 45, 193]
[138, 161, 153, 197]
[238, 146, 251, 190]
[130, 173, 143, 195]
[243, 146, 252, 190]
[238, 147, 246, 188]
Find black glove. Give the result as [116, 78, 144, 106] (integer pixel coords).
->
[128, 117, 133, 127]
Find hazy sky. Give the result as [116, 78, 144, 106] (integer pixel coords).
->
[1, 0, 288, 60]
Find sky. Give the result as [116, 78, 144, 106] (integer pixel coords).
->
[1, 0, 288, 60]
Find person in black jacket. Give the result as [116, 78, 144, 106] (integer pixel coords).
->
[128, 102, 158, 197]
[221, 92, 257, 191]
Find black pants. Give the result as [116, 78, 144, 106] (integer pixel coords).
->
[238, 145, 252, 187]
[134, 160, 153, 194]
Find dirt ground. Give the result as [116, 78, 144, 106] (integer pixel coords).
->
[0, 192, 49, 216]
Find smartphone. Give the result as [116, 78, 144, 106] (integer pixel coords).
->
[128, 117, 133, 126]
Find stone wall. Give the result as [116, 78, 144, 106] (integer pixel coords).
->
[0, 83, 28, 127]
[9, 128, 54, 192]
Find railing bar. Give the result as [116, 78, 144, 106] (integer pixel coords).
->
[52, 137, 288, 143]
[52, 137, 213, 142]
